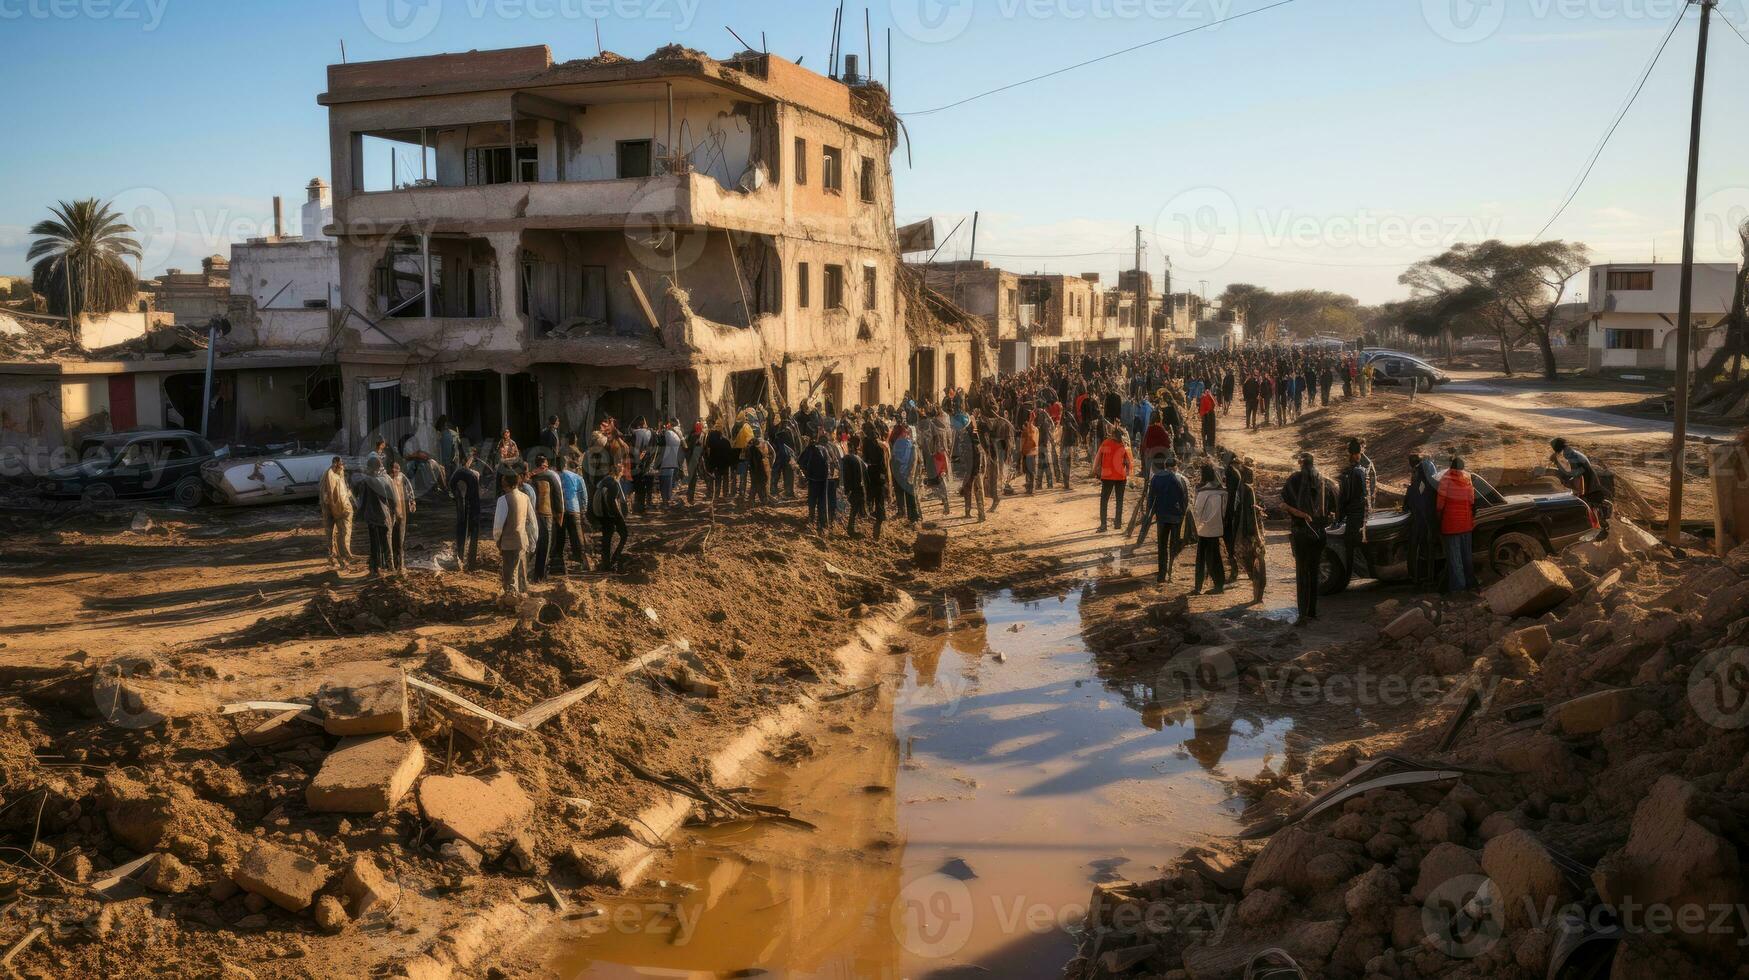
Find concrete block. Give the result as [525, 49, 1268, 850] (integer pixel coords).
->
[233, 844, 328, 912]
[1486, 560, 1573, 618]
[1504, 625, 1553, 662]
[418, 772, 533, 856]
[306, 735, 425, 813]
[1382, 607, 1431, 640]
[338, 855, 396, 917]
[314, 664, 409, 736]
[1550, 688, 1643, 736]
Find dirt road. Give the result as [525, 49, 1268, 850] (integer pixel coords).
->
[0, 376, 1707, 979]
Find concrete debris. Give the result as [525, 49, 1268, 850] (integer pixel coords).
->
[1485, 559, 1573, 618]
[1481, 829, 1572, 928]
[1381, 606, 1433, 640]
[313, 894, 347, 933]
[140, 852, 200, 894]
[338, 855, 396, 918]
[233, 844, 329, 912]
[306, 734, 426, 813]
[1546, 687, 1644, 736]
[312, 664, 409, 736]
[418, 772, 533, 857]
[422, 647, 497, 687]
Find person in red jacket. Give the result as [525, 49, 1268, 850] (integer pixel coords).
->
[1197, 388, 1218, 452]
[1097, 431, 1134, 533]
[1436, 455, 1478, 593]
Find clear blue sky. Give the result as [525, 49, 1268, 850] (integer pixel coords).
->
[3, 0, 1746, 303]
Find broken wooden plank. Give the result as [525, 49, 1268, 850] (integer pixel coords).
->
[89, 854, 157, 897]
[406, 676, 533, 734]
[1, 927, 43, 969]
[220, 700, 311, 716]
[510, 681, 601, 730]
[624, 270, 661, 337]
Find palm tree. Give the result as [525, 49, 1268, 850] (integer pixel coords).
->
[27, 199, 143, 328]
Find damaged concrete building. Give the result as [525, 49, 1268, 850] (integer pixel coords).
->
[317, 44, 910, 450]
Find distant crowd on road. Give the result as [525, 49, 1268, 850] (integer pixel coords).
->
[307, 342, 1606, 628]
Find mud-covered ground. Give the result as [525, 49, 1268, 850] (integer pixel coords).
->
[0, 378, 1734, 979]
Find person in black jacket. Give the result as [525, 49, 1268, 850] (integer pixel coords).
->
[861, 428, 890, 540]
[799, 434, 831, 535]
[1337, 438, 1372, 565]
[705, 426, 735, 501]
[356, 457, 397, 577]
[1281, 453, 1337, 626]
[1404, 452, 1440, 588]
[449, 452, 482, 571]
[840, 439, 868, 537]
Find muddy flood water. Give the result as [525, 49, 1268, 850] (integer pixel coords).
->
[545, 584, 1316, 978]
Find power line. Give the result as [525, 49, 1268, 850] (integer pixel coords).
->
[1722, 10, 1749, 47]
[1531, 3, 1690, 242]
[896, 0, 1298, 116]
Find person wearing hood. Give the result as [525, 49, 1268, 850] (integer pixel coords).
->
[1281, 452, 1337, 626]
[1437, 455, 1479, 593]
[355, 456, 397, 577]
[1403, 453, 1440, 588]
[492, 470, 537, 595]
[449, 450, 482, 572]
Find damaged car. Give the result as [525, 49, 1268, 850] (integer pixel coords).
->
[1319, 471, 1596, 594]
[32, 429, 218, 508]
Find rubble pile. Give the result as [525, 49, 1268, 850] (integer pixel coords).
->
[1068, 522, 1749, 979]
[294, 576, 500, 635]
[0, 509, 1029, 975]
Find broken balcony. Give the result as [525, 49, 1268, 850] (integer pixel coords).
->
[337, 82, 781, 235]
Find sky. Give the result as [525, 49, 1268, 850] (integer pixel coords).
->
[2, 0, 1748, 304]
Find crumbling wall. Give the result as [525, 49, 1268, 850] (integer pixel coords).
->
[0, 374, 60, 449]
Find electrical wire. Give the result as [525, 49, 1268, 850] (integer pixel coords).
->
[896, 0, 1298, 116]
[1722, 10, 1749, 48]
[1530, 3, 1690, 242]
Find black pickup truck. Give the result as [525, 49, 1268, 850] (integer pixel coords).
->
[1320, 471, 1596, 594]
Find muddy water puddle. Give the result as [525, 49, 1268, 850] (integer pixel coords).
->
[549, 585, 1316, 978]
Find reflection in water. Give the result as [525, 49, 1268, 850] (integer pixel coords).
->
[551, 589, 1310, 978]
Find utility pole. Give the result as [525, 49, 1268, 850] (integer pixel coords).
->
[1669, 0, 1716, 542]
[1163, 255, 1173, 345]
[1134, 226, 1145, 352]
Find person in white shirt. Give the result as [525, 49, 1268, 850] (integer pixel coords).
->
[1191, 463, 1228, 596]
[492, 472, 539, 594]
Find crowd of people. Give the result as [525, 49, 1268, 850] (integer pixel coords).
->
[309, 342, 1602, 628]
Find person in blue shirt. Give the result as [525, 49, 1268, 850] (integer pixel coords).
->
[890, 423, 920, 523]
[556, 454, 589, 574]
[1139, 455, 1191, 584]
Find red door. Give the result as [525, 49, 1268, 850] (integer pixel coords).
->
[107, 375, 137, 430]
